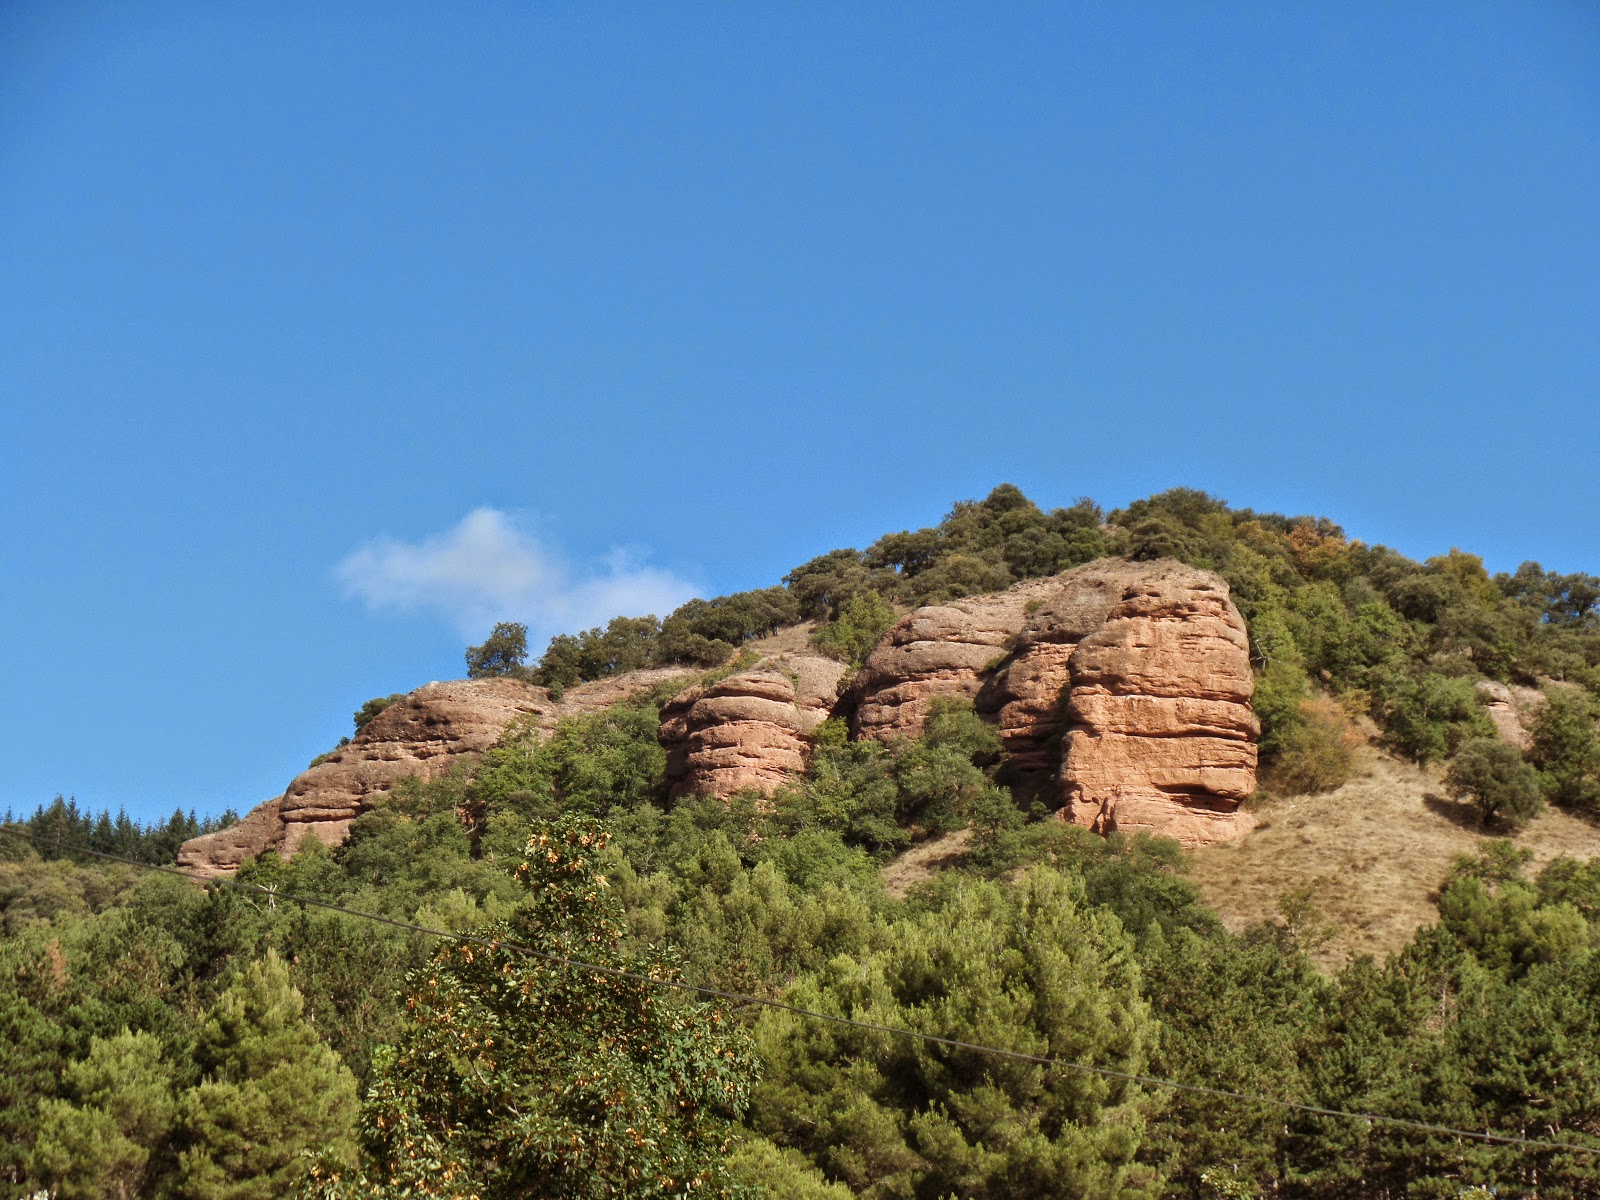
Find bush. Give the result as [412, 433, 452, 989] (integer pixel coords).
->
[809, 590, 897, 667]
[1526, 687, 1600, 815]
[351, 694, 404, 735]
[1261, 698, 1358, 796]
[1367, 668, 1492, 762]
[1445, 737, 1544, 831]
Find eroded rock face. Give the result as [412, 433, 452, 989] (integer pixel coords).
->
[660, 654, 848, 800]
[177, 669, 694, 877]
[1055, 566, 1258, 844]
[1475, 679, 1548, 752]
[181, 560, 1261, 874]
[849, 579, 1061, 743]
[849, 559, 1258, 844]
[978, 562, 1150, 782]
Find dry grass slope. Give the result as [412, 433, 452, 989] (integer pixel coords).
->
[1188, 745, 1600, 967]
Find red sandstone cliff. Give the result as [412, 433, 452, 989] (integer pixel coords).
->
[659, 654, 848, 800]
[176, 669, 692, 877]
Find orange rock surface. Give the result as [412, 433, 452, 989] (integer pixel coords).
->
[181, 560, 1261, 873]
[1055, 567, 1258, 844]
[660, 654, 848, 800]
[852, 559, 1259, 844]
[848, 578, 1061, 742]
[177, 669, 693, 876]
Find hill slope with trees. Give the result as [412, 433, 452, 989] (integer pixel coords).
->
[4, 484, 1600, 1198]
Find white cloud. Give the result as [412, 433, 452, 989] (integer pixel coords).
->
[335, 508, 700, 639]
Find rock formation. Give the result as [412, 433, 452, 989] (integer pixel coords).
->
[848, 578, 1061, 743]
[1054, 566, 1258, 844]
[1475, 679, 1546, 752]
[660, 654, 848, 800]
[978, 561, 1151, 778]
[182, 558, 1261, 874]
[849, 559, 1258, 844]
[177, 669, 693, 877]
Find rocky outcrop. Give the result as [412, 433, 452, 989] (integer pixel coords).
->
[181, 560, 1261, 874]
[660, 654, 848, 800]
[978, 561, 1153, 779]
[1476, 679, 1546, 751]
[178, 669, 694, 877]
[849, 578, 1062, 742]
[1055, 566, 1258, 844]
[849, 559, 1258, 844]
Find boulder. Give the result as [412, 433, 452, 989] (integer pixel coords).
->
[847, 559, 1259, 844]
[1475, 679, 1547, 752]
[660, 654, 848, 800]
[978, 561, 1153, 786]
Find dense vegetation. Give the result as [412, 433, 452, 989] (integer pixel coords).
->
[5, 485, 1600, 1197]
[466, 484, 1600, 816]
[3, 796, 240, 866]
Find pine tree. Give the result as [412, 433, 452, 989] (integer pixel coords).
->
[30, 1028, 177, 1200]
[171, 951, 359, 1200]
[753, 868, 1162, 1199]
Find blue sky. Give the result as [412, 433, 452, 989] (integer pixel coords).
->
[2, 2, 1597, 824]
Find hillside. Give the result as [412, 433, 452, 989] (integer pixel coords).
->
[6, 483, 1600, 1200]
[1191, 743, 1600, 966]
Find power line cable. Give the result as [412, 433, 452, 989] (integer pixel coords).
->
[3, 823, 1597, 1159]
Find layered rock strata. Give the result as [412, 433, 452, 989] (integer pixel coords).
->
[177, 669, 693, 877]
[660, 654, 848, 800]
[182, 558, 1262, 874]
[848, 578, 1062, 743]
[1055, 567, 1258, 844]
[978, 561, 1154, 779]
[850, 559, 1258, 844]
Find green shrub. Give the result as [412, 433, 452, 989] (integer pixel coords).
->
[1367, 667, 1492, 762]
[809, 590, 897, 667]
[351, 694, 405, 735]
[1526, 687, 1600, 815]
[1261, 698, 1357, 796]
[1445, 737, 1543, 831]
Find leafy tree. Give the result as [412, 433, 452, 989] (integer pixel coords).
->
[1436, 871, 1588, 979]
[727, 1138, 857, 1198]
[465, 622, 531, 679]
[535, 615, 663, 689]
[474, 696, 668, 861]
[777, 737, 907, 859]
[1537, 854, 1600, 924]
[1445, 737, 1544, 830]
[351, 694, 404, 735]
[0, 938, 72, 1191]
[306, 817, 757, 1199]
[1260, 696, 1357, 796]
[1367, 667, 1493, 763]
[810, 589, 898, 667]
[1138, 923, 1320, 1193]
[784, 549, 897, 621]
[172, 951, 359, 1199]
[1527, 686, 1600, 814]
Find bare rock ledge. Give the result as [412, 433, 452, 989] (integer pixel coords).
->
[176, 669, 693, 877]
